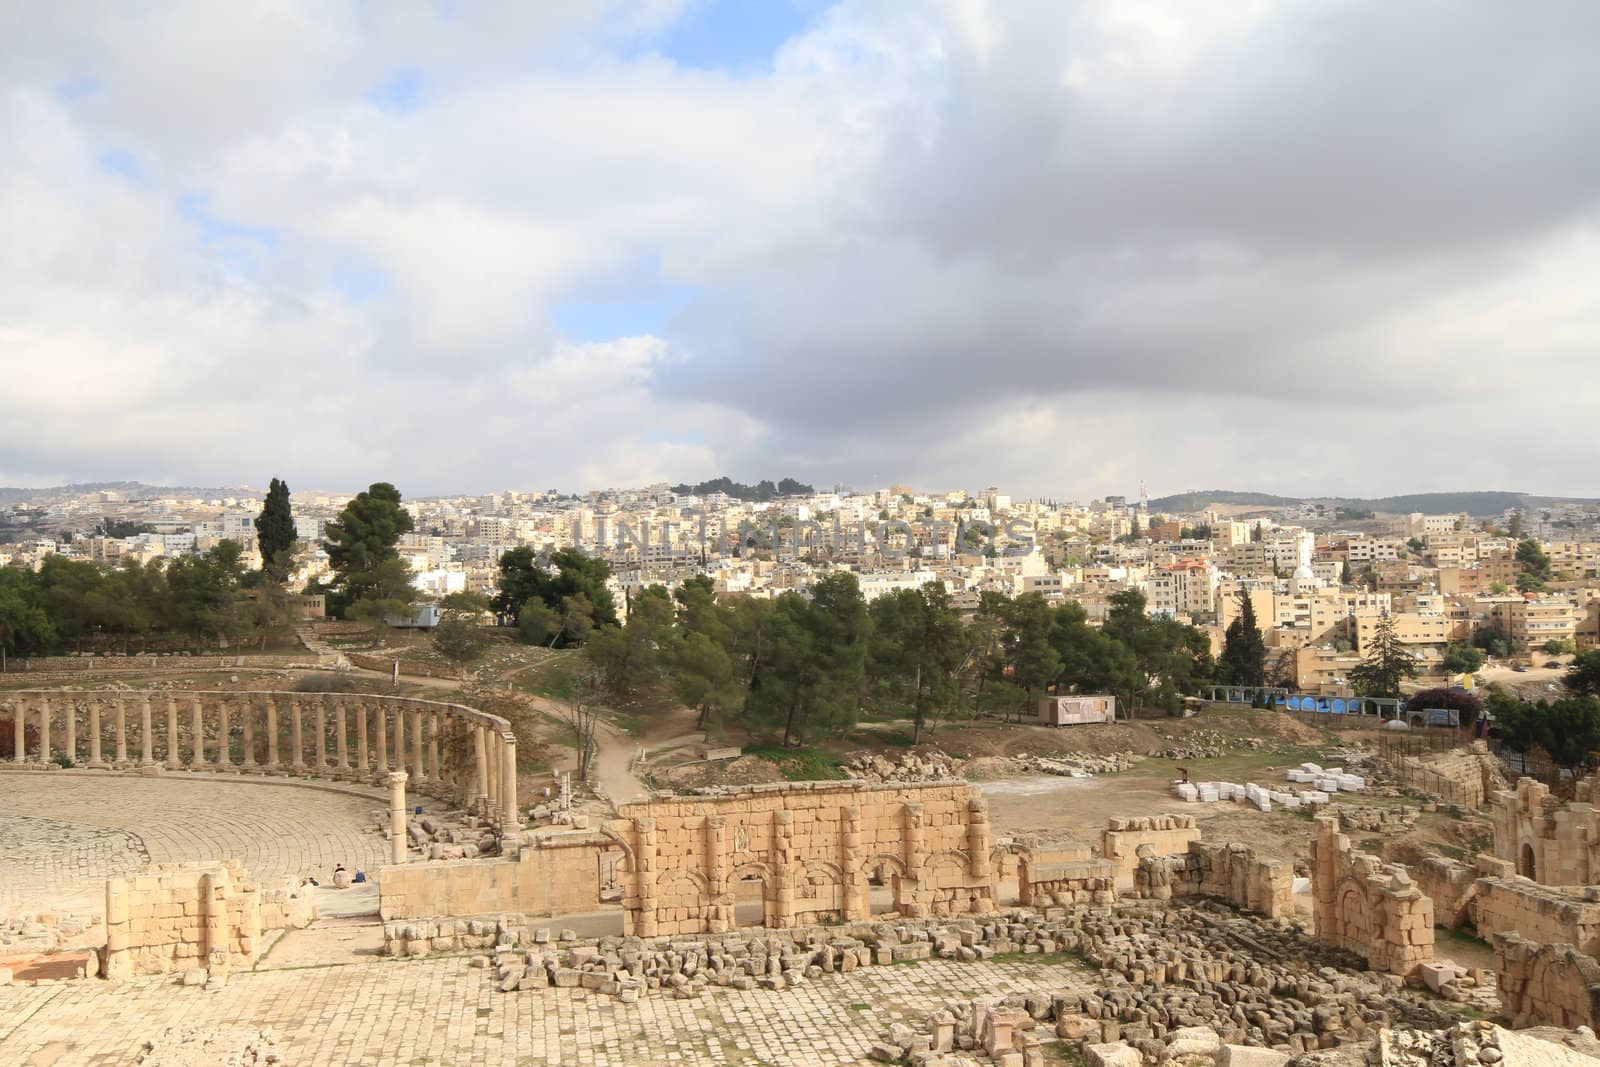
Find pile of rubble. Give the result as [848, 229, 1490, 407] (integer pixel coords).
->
[393, 901, 1462, 1062]
[0, 912, 97, 954]
[845, 752, 964, 783]
[1019, 752, 1134, 777]
[376, 808, 500, 861]
[1335, 806, 1419, 834]
[1373, 1019, 1600, 1066]
[1152, 730, 1261, 761]
[137, 1025, 282, 1066]
[870, 999, 1046, 1066]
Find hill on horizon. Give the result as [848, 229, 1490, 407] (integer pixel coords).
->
[1147, 489, 1596, 516]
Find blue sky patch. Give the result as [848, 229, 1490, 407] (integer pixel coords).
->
[645, 0, 817, 71]
[366, 68, 425, 114]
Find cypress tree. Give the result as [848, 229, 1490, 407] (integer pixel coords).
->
[254, 478, 296, 581]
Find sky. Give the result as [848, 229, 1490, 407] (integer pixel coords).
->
[3, 1, 1599, 501]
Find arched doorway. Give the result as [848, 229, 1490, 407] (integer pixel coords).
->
[1520, 842, 1537, 880]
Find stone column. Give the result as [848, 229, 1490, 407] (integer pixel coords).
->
[772, 810, 795, 927]
[290, 698, 306, 773]
[374, 703, 389, 775]
[902, 803, 926, 918]
[203, 869, 230, 977]
[473, 725, 490, 816]
[87, 698, 107, 769]
[426, 712, 441, 783]
[189, 695, 207, 770]
[388, 771, 409, 865]
[967, 798, 992, 880]
[264, 694, 280, 771]
[241, 696, 257, 770]
[392, 702, 405, 780]
[411, 708, 425, 785]
[114, 697, 129, 769]
[215, 696, 231, 769]
[37, 696, 51, 766]
[705, 815, 729, 931]
[336, 698, 350, 772]
[841, 805, 865, 920]
[11, 697, 24, 764]
[356, 698, 369, 777]
[635, 817, 657, 937]
[140, 695, 155, 767]
[64, 697, 76, 767]
[104, 877, 130, 980]
[166, 695, 181, 770]
[501, 733, 518, 827]
[485, 729, 500, 820]
[315, 696, 328, 772]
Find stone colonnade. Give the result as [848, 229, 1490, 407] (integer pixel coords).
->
[1, 690, 518, 826]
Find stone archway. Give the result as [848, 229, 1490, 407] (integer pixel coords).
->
[1520, 842, 1538, 880]
[860, 854, 910, 915]
[728, 862, 772, 928]
[796, 860, 845, 922]
[989, 844, 1033, 906]
[1336, 883, 1369, 952]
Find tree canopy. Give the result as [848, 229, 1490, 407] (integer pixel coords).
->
[1350, 612, 1417, 698]
[254, 477, 296, 581]
[322, 483, 415, 619]
[1219, 589, 1266, 687]
[494, 546, 618, 640]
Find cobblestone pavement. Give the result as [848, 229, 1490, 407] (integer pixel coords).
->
[0, 947, 1094, 1065]
[0, 771, 392, 914]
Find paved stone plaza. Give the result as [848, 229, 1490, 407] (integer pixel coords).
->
[0, 771, 392, 914]
[0, 944, 1092, 1065]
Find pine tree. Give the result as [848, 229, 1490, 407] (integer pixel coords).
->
[1220, 589, 1266, 687]
[1350, 611, 1418, 698]
[254, 478, 296, 582]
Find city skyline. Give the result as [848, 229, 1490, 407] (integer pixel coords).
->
[5, 3, 1600, 497]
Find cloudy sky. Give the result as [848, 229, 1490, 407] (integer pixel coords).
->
[4, 1, 1599, 500]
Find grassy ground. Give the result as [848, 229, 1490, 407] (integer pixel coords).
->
[742, 744, 846, 781]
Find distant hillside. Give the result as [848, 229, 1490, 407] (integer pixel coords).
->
[1145, 490, 1296, 512]
[1149, 488, 1594, 517]
[0, 481, 256, 504]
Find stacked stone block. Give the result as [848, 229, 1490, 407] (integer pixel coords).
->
[1494, 932, 1600, 1029]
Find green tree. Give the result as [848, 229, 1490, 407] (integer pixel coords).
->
[433, 616, 489, 663]
[1349, 611, 1417, 698]
[254, 478, 296, 581]
[1219, 589, 1266, 687]
[746, 573, 868, 746]
[493, 546, 618, 633]
[1104, 589, 1214, 715]
[998, 593, 1061, 722]
[866, 582, 968, 742]
[1340, 561, 1353, 586]
[1441, 643, 1486, 675]
[1508, 510, 1524, 538]
[516, 600, 560, 646]
[324, 483, 415, 616]
[1566, 650, 1600, 698]
[585, 585, 674, 697]
[1473, 624, 1511, 659]
[663, 630, 740, 730]
[0, 567, 56, 655]
[1515, 538, 1552, 592]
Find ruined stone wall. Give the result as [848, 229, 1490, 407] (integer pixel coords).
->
[1411, 853, 1480, 930]
[0, 690, 518, 825]
[1311, 815, 1433, 975]
[101, 861, 314, 980]
[378, 831, 624, 922]
[1475, 878, 1600, 957]
[346, 652, 465, 681]
[1495, 932, 1600, 1029]
[1099, 815, 1201, 891]
[1135, 840, 1293, 918]
[1024, 856, 1118, 908]
[614, 781, 996, 936]
[1491, 776, 1600, 885]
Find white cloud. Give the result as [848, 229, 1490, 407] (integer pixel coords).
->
[1, 1, 1598, 498]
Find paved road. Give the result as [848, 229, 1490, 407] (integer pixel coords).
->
[0, 940, 1091, 1066]
[0, 770, 393, 916]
